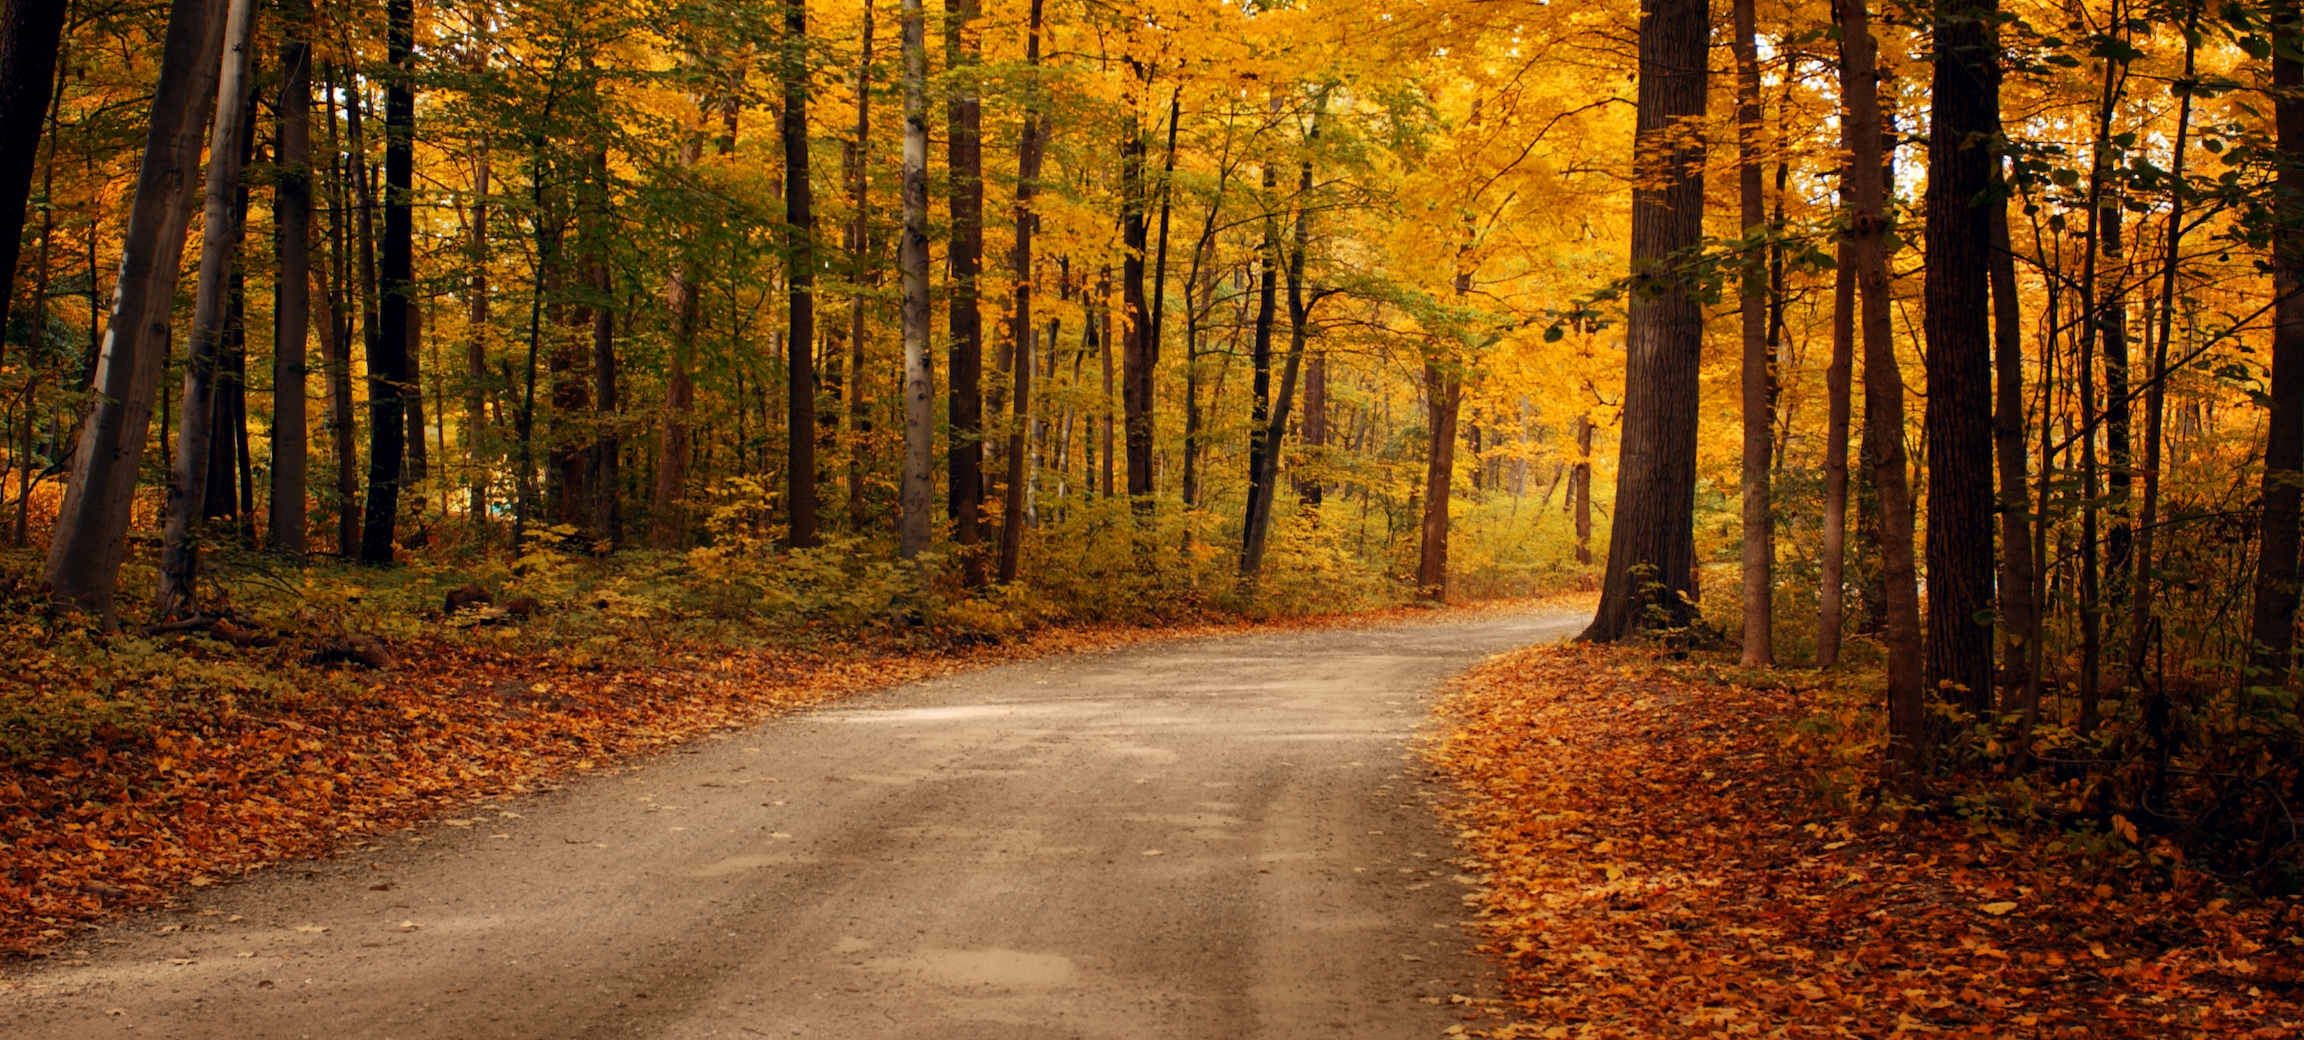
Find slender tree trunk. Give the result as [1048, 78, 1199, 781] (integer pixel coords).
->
[1240, 163, 1281, 574]
[1099, 279, 1114, 498]
[846, 0, 873, 531]
[405, 297, 426, 488]
[2131, 30, 2195, 683]
[43, 0, 228, 623]
[1242, 147, 1316, 578]
[1842, 0, 1926, 780]
[321, 67, 358, 554]
[1147, 88, 1180, 507]
[358, 0, 414, 564]
[997, 0, 1042, 584]
[1301, 351, 1325, 508]
[783, 0, 819, 548]
[1990, 195, 2038, 715]
[1573, 413, 1593, 565]
[1734, 0, 1772, 665]
[898, 0, 933, 559]
[2252, 11, 2304, 679]
[2077, 50, 2125, 734]
[1118, 88, 1153, 506]
[2104, 202, 2134, 598]
[270, 1, 311, 556]
[13, 47, 61, 548]
[1818, 233, 1853, 667]
[589, 145, 619, 548]
[0, 0, 69, 347]
[465, 128, 490, 523]
[944, 0, 981, 576]
[1580, 0, 1708, 641]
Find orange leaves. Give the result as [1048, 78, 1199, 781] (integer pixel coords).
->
[1428, 644, 2304, 1040]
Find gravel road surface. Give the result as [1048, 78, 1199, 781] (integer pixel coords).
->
[4, 609, 1583, 1039]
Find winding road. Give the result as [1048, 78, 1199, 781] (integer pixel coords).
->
[4, 609, 1583, 1039]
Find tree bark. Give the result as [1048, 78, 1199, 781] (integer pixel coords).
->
[785, 0, 819, 548]
[1241, 148, 1315, 579]
[1990, 194, 2038, 715]
[1580, 0, 1708, 641]
[270, 0, 312, 556]
[897, 0, 932, 559]
[945, 0, 981, 578]
[157, 0, 256, 618]
[1734, 0, 1772, 666]
[0, 0, 69, 350]
[653, 132, 703, 550]
[588, 142, 618, 548]
[997, 0, 1042, 585]
[321, 65, 358, 554]
[1573, 413, 1593, 565]
[1818, 233, 1853, 667]
[1240, 162, 1281, 575]
[43, 0, 228, 624]
[2129, 30, 2195, 685]
[1417, 360, 1462, 601]
[2252, 11, 2304, 679]
[1119, 90, 1153, 506]
[357, 0, 414, 564]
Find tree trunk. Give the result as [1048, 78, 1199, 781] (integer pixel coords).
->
[1240, 162, 1281, 574]
[1573, 413, 1592, 565]
[1817, 233, 1853, 667]
[1146, 88, 1180, 508]
[944, 0, 981, 577]
[997, 0, 1042, 585]
[43, 0, 228, 624]
[1989, 194, 2038, 716]
[269, 2, 311, 556]
[358, 0, 413, 564]
[783, 0, 818, 548]
[846, 0, 874, 532]
[1734, 0, 1772, 666]
[1841, 0, 1925, 780]
[1580, 0, 1708, 641]
[1300, 351, 1325, 509]
[2130, 30, 2195, 685]
[405, 298, 426, 488]
[898, 0, 932, 559]
[0, 0, 69, 351]
[320, 65, 358, 554]
[1241, 149, 1315, 579]
[2252, 13, 2304, 680]
[589, 144, 619, 549]
[2104, 202, 2133, 598]
[1118, 96, 1153, 506]
[653, 131, 703, 551]
[1417, 360, 1462, 601]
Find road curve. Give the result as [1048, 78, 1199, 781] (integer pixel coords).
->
[4, 609, 1584, 1039]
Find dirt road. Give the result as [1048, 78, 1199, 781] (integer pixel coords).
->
[3, 609, 1583, 1039]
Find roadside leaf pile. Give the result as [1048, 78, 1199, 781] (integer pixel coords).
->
[1429, 644, 2304, 1039]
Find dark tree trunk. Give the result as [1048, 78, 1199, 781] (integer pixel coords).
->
[846, 0, 873, 532]
[1118, 92, 1153, 506]
[1990, 196, 2039, 717]
[358, 0, 414, 564]
[2103, 201, 2133, 598]
[1242, 149, 1315, 579]
[2253, 12, 2304, 679]
[590, 148, 619, 548]
[43, 0, 227, 624]
[2130, 28, 2196, 688]
[785, 0, 818, 547]
[321, 65, 359, 554]
[1573, 414, 1592, 565]
[897, 0, 931, 558]
[1817, 232, 1853, 667]
[998, 0, 1043, 584]
[1734, 0, 1772, 665]
[1417, 360, 1461, 601]
[1240, 163, 1281, 574]
[1922, 0, 1999, 719]
[0, 0, 69, 351]
[466, 130, 490, 524]
[946, 0, 983, 579]
[271, 4, 311, 556]
[1580, 0, 1708, 641]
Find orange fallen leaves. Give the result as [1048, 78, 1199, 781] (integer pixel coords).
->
[1428, 644, 2304, 1039]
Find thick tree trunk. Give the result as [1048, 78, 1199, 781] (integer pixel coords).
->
[945, 0, 981, 577]
[1580, 0, 1707, 642]
[1734, 0, 1772, 666]
[269, 4, 312, 556]
[43, 0, 228, 623]
[157, 0, 256, 618]
[898, 0, 932, 559]
[2252, 17, 2304, 679]
[784, 0, 819, 548]
[0, 0, 69, 349]
[997, 0, 1043, 585]
[1922, 0, 1999, 719]
[357, 0, 414, 564]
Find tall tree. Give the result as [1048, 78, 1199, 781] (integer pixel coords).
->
[1733, 0, 1772, 666]
[998, 0, 1043, 585]
[1580, 0, 1709, 641]
[269, 0, 313, 556]
[1817, 217, 1853, 667]
[1119, 77, 1153, 507]
[946, 0, 982, 577]
[897, 0, 932, 559]
[42, 0, 229, 623]
[785, 0, 819, 547]
[845, 0, 874, 531]
[0, 0, 69, 347]
[157, 0, 258, 619]
[359, 0, 415, 563]
[2251, 8, 2304, 679]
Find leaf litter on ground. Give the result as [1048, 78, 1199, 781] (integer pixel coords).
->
[1427, 643, 2303, 1039]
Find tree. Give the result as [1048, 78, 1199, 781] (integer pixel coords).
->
[270, 0, 313, 557]
[1580, 0, 1708, 642]
[998, 0, 1044, 584]
[0, 0, 69, 349]
[786, 0, 819, 547]
[157, 0, 258, 619]
[359, 0, 416, 564]
[42, 0, 229, 624]
[2251, 8, 2304, 679]
[897, 0, 931, 559]
[946, 0, 982, 577]
[1733, 0, 1772, 666]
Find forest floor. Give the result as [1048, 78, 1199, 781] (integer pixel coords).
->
[1430, 643, 2304, 1039]
[1, 607, 1584, 1038]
